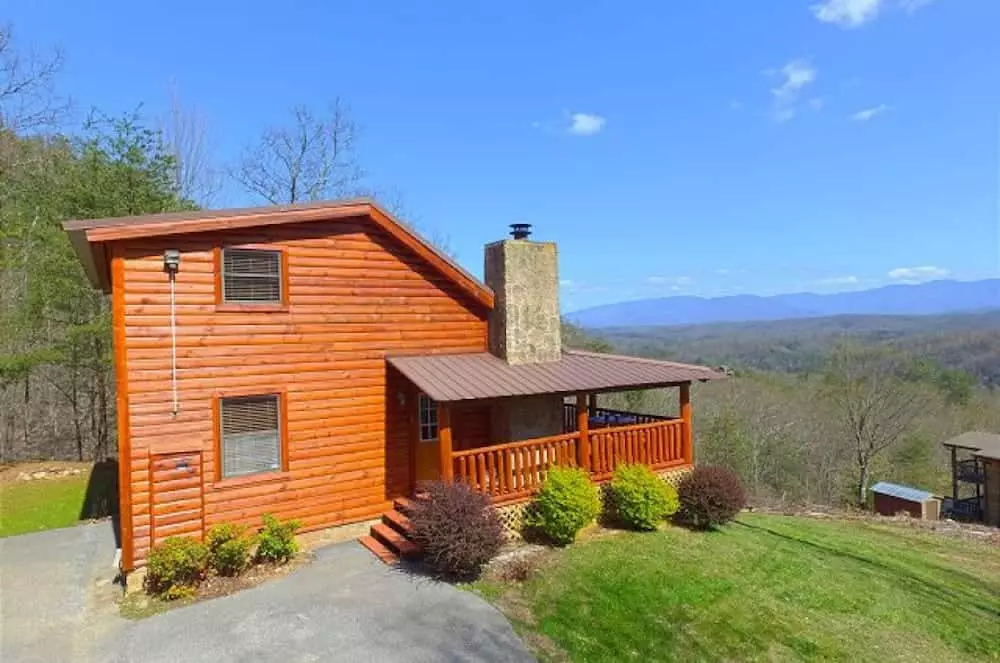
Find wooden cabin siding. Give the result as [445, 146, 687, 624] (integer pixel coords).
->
[114, 218, 488, 566]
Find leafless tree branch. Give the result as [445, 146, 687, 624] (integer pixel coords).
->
[231, 99, 365, 204]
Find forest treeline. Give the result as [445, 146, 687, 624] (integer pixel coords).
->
[598, 311, 1000, 388]
[0, 25, 404, 462]
[564, 321, 1000, 506]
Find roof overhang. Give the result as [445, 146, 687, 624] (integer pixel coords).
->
[387, 349, 726, 403]
[62, 198, 494, 309]
[942, 431, 1000, 459]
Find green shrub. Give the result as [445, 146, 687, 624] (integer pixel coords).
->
[206, 523, 256, 576]
[676, 466, 747, 530]
[146, 536, 208, 599]
[255, 514, 300, 564]
[410, 480, 505, 579]
[609, 464, 680, 531]
[525, 466, 600, 545]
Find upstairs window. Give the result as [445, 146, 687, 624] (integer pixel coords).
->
[419, 394, 438, 442]
[222, 248, 283, 304]
[219, 394, 282, 479]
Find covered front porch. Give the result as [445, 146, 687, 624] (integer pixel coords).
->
[388, 349, 722, 505]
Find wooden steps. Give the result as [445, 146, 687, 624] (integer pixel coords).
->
[359, 497, 425, 564]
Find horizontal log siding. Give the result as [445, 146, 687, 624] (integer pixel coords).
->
[117, 220, 487, 565]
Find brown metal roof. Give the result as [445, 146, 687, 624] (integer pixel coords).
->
[62, 198, 493, 308]
[387, 349, 725, 402]
[943, 431, 1000, 460]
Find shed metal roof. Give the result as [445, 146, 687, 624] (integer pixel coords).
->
[387, 349, 724, 402]
[870, 482, 935, 503]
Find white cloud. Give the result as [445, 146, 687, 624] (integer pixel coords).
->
[646, 275, 694, 287]
[887, 265, 949, 281]
[900, 0, 935, 13]
[715, 268, 731, 276]
[808, 97, 826, 111]
[818, 275, 860, 285]
[769, 60, 817, 122]
[812, 0, 883, 28]
[567, 112, 606, 136]
[559, 279, 575, 287]
[851, 104, 890, 121]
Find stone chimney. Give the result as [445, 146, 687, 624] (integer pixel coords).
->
[484, 225, 562, 365]
[483, 224, 564, 442]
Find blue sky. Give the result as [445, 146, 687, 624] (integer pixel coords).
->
[9, 0, 1000, 311]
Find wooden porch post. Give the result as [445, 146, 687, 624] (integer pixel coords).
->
[439, 402, 453, 481]
[950, 445, 958, 500]
[679, 383, 692, 465]
[576, 393, 590, 471]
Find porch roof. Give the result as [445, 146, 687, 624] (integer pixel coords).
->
[943, 431, 1000, 460]
[387, 349, 724, 402]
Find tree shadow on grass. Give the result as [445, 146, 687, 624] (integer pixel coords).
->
[734, 520, 1000, 621]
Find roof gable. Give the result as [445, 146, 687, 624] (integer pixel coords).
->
[62, 199, 494, 309]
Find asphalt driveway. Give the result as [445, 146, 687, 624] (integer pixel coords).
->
[1, 524, 533, 662]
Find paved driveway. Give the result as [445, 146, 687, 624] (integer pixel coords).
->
[1, 524, 533, 662]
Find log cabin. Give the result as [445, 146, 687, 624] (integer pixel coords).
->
[64, 199, 724, 570]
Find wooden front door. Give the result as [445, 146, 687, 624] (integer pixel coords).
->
[149, 451, 204, 547]
[414, 393, 440, 483]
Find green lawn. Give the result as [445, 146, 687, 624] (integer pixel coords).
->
[476, 514, 1000, 663]
[0, 475, 90, 537]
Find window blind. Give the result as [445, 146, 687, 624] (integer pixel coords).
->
[222, 249, 282, 303]
[220, 395, 281, 478]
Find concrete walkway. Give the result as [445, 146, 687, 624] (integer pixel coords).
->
[0, 524, 533, 662]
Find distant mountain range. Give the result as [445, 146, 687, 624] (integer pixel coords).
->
[566, 279, 1000, 328]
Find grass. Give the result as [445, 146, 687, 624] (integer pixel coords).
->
[474, 514, 1000, 662]
[0, 474, 89, 537]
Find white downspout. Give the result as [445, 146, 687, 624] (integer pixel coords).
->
[163, 249, 181, 416]
[169, 270, 178, 416]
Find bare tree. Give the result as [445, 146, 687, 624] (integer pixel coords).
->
[232, 100, 364, 204]
[0, 24, 68, 132]
[824, 344, 930, 506]
[161, 82, 221, 205]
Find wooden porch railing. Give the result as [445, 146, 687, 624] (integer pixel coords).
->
[452, 432, 579, 504]
[588, 419, 686, 481]
[452, 418, 687, 503]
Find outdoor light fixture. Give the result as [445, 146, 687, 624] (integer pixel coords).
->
[163, 249, 181, 272]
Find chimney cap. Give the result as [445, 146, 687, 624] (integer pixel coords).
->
[509, 223, 532, 240]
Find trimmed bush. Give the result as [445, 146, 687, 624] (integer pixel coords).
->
[146, 536, 208, 600]
[525, 466, 600, 545]
[676, 466, 746, 530]
[609, 464, 679, 531]
[410, 480, 505, 579]
[255, 514, 300, 564]
[206, 523, 256, 577]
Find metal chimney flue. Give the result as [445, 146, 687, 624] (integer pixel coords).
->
[509, 223, 532, 240]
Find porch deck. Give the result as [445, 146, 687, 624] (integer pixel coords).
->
[447, 399, 691, 504]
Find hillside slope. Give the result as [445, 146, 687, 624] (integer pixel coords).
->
[477, 513, 1000, 663]
[598, 310, 1000, 385]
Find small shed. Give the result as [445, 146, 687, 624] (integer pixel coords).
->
[871, 482, 940, 520]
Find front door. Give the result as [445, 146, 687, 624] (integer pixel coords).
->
[414, 393, 440, 483]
